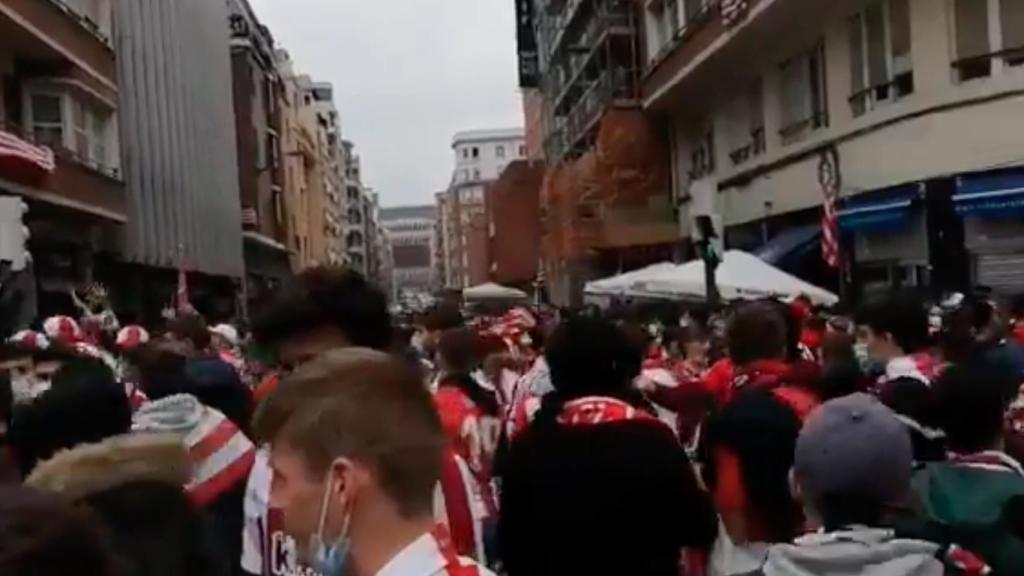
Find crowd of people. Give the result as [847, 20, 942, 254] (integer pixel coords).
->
[2, 266, 1024, 575]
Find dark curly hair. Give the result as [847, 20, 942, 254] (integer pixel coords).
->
[253, 266, 392, 352]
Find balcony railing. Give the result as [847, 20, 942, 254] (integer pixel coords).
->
[727, 126, 766, 167]
[550, 12, 635, 113]
[848, 72, 915, 117]
[778, 111, 827, 145]
[951, 46, 1024, 83]
[553, 67, 637, 159]
[46, 0, 112, 47]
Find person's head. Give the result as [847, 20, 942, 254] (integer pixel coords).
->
[794, 393, 913, 531]
[941, 296, 1006, 363]
[7, 364, 132, 477]
[253, 267, 392, 371]
[253, 348, 443, 567]
[166, 313, 211, 357]
[934, 359, 1018, 454]
[702, 389, 804, 544]
[817, 332, 866, 401]
[545, 316, 641, 399]
[855, 293, 930, 363]
[0, 486, 121, 576]
[208, 324, 239, 353]
[132, 343, 189, 400]
[677, 323, 710, 364]
[726, 302, 788, 367]
[417, 303, 464, 358]
[436, 327, 480, 375]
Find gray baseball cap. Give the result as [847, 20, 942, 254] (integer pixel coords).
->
[795, 393, 913, 504]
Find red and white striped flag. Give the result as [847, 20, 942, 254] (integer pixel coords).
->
[0, 130, 55, 172]
[819, 153, 841, 268]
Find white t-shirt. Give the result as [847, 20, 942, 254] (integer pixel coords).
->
[376, 532, 495, 576]
[242, 448, 321, 576]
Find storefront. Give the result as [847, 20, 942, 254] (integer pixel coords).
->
[838, 183, 930, 298]
[953, 168, 1024, 295]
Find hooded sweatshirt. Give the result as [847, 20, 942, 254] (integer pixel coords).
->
[133, 394, 255, 576]
[132, 394, 256, 505]
[755, 528, 944, 576]
[910, 451, 1024, 575]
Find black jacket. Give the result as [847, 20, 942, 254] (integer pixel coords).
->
[498, 414, 717, 576]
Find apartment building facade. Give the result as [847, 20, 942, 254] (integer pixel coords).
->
[303, 82, 346, 267]
[228, 0, 292, 304]
[381, 205, 436, 298]
[441, 128, 526, 289]
[0, 0, 126, 318]
[115, 0, 244, 317]
[516, 0, 679, 306]
[642, 0, 1024, 297]
[486, 160, 546, 288]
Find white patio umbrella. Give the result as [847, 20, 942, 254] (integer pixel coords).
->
[463, 282, 529, 301]
[630, 250, 839, 306]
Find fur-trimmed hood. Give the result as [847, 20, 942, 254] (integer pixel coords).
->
[25, 433, 190, 500]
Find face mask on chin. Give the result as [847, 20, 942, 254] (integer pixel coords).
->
[306, 468, 353, 576]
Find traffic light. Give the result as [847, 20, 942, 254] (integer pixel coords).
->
[0, 196, 31, 271]
[693, 214, 723, 306]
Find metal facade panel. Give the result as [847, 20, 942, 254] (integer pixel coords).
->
[115, 0, 244, 277]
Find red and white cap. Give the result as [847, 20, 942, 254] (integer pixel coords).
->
[42, 316, 84, 344]
[7, 330, 50, 351]
[116, 325, 150, 351]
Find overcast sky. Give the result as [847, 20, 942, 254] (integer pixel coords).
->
[249, 0, 524, 207]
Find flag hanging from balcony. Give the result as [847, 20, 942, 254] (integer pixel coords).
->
[819, 150, 841, 269]
[721, 0, 750, 27]
[0, 129, 55, 185]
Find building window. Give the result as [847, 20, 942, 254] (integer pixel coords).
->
[690, 127, 715, 179]
[472, 147, 479, 159]
[519, 145, 526, 157]
[778, 42, 828, 145]
[30, 92, 112, 166]
[849, 0, 913, 117]
[462, 147, 469, 159]
[268, 132, 280, 169]
[646, 0, 681, 62]
[727, 79, 766, 166]
[473, 168, 481, 181]
[496, 145, 505, 158]
[28, 93, 64, 148]
[954, 0, 1024, 81]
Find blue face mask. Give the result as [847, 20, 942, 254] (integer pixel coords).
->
[307, 472, 352, 576]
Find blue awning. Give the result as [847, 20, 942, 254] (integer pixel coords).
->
[755, 224, 820, 265]
[954, 170, 1024, 216]
[839, 184, 920, 232]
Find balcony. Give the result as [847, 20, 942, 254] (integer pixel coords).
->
[0, 122, 124, 220]
[547, 67, 638, 162]
[0, 0, 116, 90]
[550, 15, 634, 115]
[642, 0, 861, 111]
[593, 196, 679, 249]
